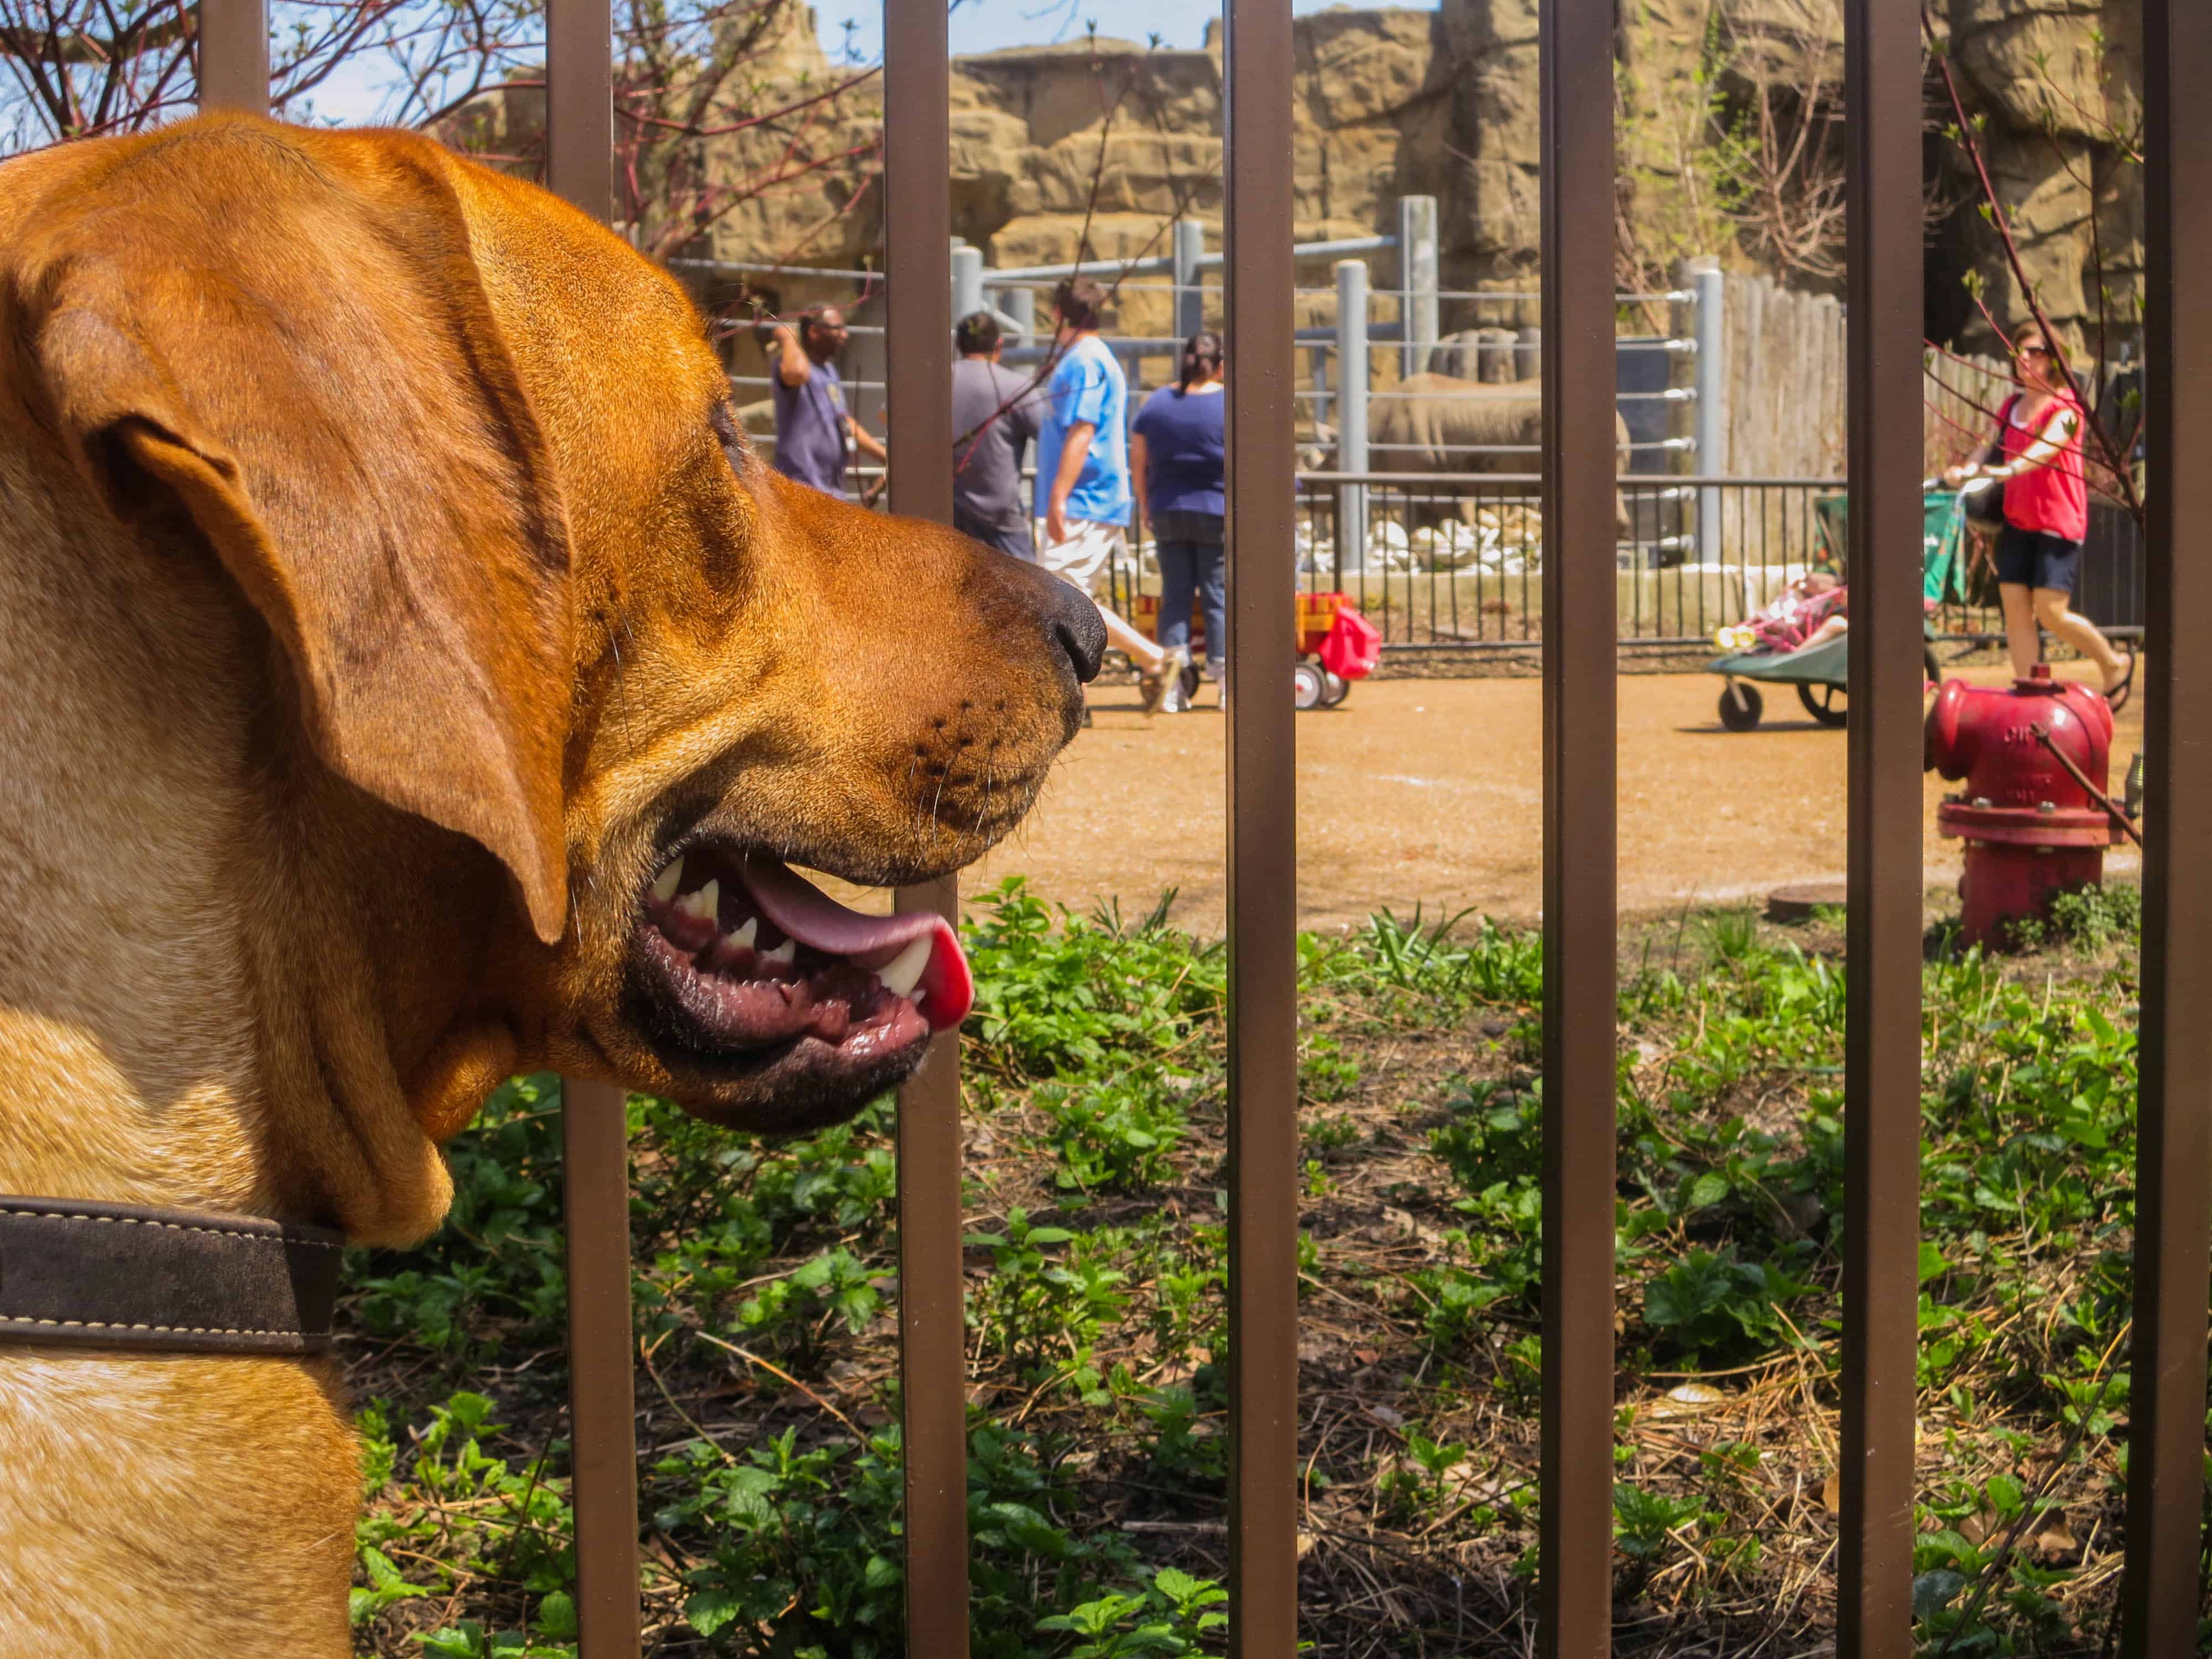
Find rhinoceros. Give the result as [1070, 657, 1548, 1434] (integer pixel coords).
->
[1361, 372, 1632, 537]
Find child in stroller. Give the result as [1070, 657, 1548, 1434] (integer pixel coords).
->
[1714, 570, 1849, 658]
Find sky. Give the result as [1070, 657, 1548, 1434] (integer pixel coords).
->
[295, 0, 1430, 124]
[833, 0, 1427, 65]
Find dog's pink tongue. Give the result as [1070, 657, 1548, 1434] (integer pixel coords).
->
[738, 857, 973, 1033]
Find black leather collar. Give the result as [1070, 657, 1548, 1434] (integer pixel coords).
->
[0, 1196, 346, 1355]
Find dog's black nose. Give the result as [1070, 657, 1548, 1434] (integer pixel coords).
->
[1042, 577, 1108, 683]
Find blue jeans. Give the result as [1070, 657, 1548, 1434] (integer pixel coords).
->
[1156, 539, 1225, 672]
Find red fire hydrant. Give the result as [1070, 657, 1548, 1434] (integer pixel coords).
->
[1924, 666, 2120, 948]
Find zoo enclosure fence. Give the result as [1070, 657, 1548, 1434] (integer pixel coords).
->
[190, 1, 2211, 1656]
[704, 233, 1730, 561]
[1099, 477, 2150, 651]
[831, 467, 2149, 653]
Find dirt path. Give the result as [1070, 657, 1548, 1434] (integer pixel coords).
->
[947, 663, 2145, 935]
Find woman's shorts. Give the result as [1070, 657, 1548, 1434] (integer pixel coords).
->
[1994, 524, 2084, 594]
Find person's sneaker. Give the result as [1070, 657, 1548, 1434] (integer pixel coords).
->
[1139, 646, 1189, 715]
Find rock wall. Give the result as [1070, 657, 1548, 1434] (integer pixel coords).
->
[1929, 0, 2142, 356]
[453, 1, 2140, 358]
[920, 0, 2133, 355]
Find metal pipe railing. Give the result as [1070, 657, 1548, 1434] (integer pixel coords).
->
[1334, 259, 1370, 557]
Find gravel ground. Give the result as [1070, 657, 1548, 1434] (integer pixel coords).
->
[940, 661, 2145, 935]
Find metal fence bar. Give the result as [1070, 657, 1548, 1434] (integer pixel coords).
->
[1537, 0, 1616, 1652]
[2121, 3, 2212, 1651]
[1691, 259, 1726, 562]
[1397, 195, 1439, 378]
[670, 258, 885, 279]
[1174, 218, 1208, 339]
[196, 0, 268, 111]
[1223, 0, 1300, 1648]
[546, 0, 638, 1652]
[1838, 0, 1923, 1653]
[881, 0, 971, 1648]
[548, 0, 611, 217]
[559, 1079, 641, 1658]
[1334, 260, 1369, 561]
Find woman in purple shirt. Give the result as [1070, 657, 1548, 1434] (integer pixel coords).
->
[1131, 332, 1227, 712]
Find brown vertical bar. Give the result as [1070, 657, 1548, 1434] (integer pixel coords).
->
[547, 0, 613, 218]
[2121, 3, 2212, 1653]
[1536, 1, 1615, 1655]
[890, 881, 966, 1654]
[559, 1079, 643, 1659]
[881, 0, 968, 1647]
[1223, 0, 1299, 1650]
[548, 0, 637, 1650]
[196, 0, 268, 113]
[1838, 0, 1921, 1653]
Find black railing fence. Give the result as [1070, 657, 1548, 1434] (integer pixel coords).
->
[1102, 477, 2148, 650]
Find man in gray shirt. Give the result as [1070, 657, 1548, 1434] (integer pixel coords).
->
[950, 311, 1042, 557]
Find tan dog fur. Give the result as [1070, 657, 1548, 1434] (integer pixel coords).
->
[0, 114, 1095, 1653]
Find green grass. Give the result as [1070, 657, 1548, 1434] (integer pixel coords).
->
[343, 877, 2182, 1657]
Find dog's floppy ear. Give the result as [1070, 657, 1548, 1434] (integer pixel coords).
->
[24, 133, 572, 943]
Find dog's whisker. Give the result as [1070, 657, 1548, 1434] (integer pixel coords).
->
[971, 758, 997, 839]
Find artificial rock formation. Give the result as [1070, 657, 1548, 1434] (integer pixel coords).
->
[1929, 0, 2142, 353]
[456, 0, 2140, 352]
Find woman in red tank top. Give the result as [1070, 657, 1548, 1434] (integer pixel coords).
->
[1943, 325, 2133, 708]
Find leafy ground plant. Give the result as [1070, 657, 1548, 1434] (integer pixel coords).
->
[342, 879, 2165, 1656]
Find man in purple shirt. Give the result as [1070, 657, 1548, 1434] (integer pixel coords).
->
[760, 305, 886, 494]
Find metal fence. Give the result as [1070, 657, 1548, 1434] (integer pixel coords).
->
[690, 227, 1725, 496]
[1106, 477, 2147, 649]
[745, 468, 2152, 650]
[195, 0, 2209, 1655]
[757, 461, 2151, 659]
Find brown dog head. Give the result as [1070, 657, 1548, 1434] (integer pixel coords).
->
[0, 115, 1100, 1238]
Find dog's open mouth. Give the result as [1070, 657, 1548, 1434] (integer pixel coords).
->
[632, 847, 972, 1077]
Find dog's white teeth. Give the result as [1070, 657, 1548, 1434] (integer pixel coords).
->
[724, 917, 758, 951]
[760, 937, 797, 966]
[877, 935, 933, 1000]
[676, 879, 719, 925]
[650, 857, 684, 902]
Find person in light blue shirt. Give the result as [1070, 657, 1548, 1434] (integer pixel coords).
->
[1034, 326, 1129, 530]
[1034, 276, 1177, 713]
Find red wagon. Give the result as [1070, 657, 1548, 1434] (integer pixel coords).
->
[1133, 589, 1380, 708]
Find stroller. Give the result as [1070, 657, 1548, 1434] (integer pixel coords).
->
[1705, 486, 1963, 732]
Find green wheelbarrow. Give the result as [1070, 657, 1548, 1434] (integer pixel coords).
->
[1710, 627, 1945, 732]
[1707, 486, 1963, 732]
